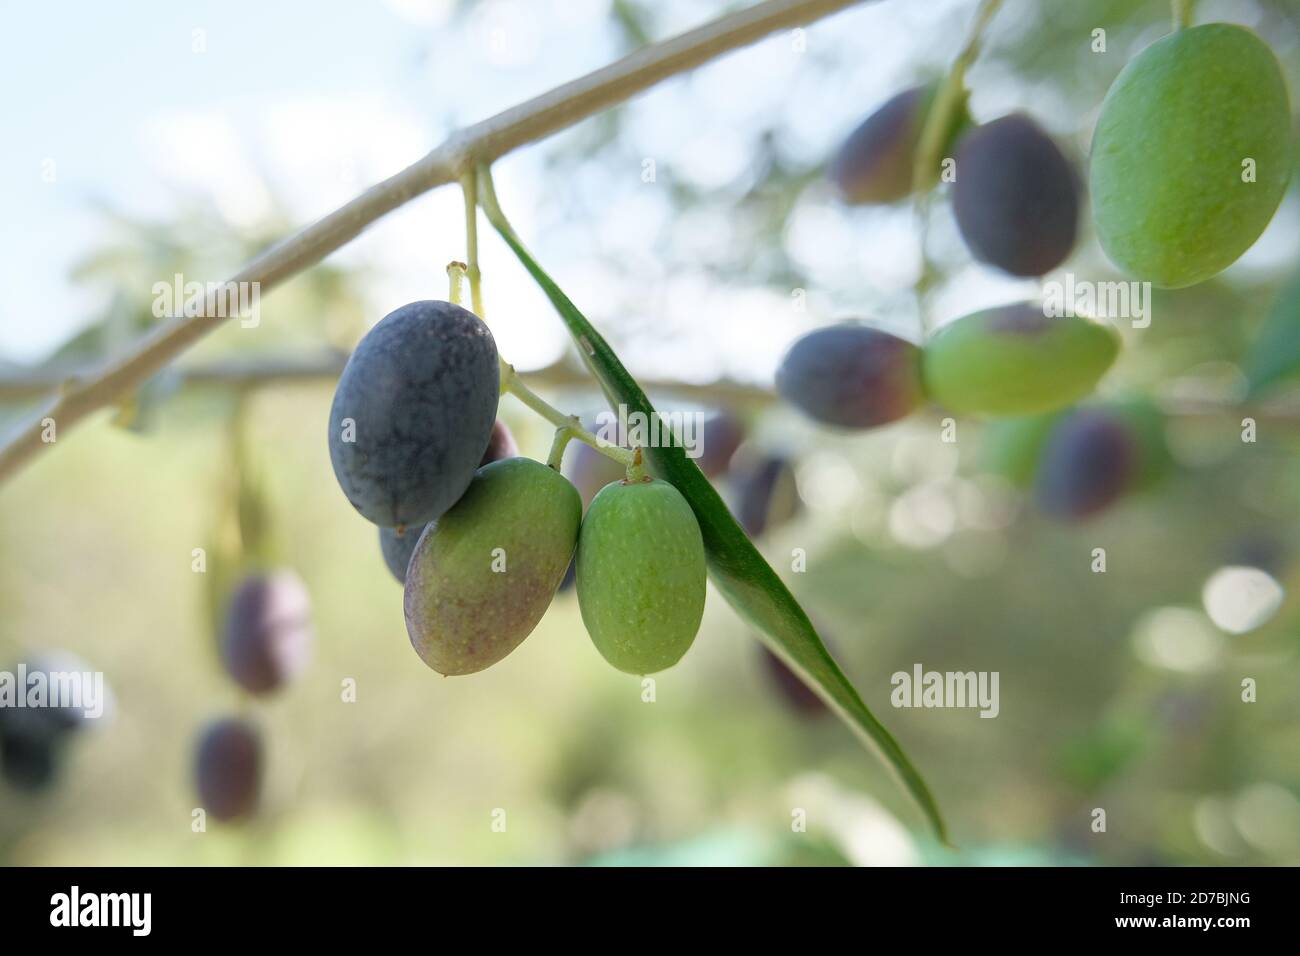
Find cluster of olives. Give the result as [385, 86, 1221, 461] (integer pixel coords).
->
[801, 74, 1114, 428]
[194, 570, 315, 823]
[786, 18, 1289, 503]
[830, 82, 1080, 278]
[778, 303, 1120, 428]
[0, 653, 111, 792]
[328, 300, 711, 677]
[983, 399, 1171, 522]
[832, 21, 1290, 289]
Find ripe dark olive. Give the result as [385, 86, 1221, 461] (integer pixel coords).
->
[328, 300, 499, 529]
[379, 525, 424, 585]
[731, 451, 800, 538]
[696, 410, 745, 479]
[480, 418, 519, 466]
[953, 114, 1079, 277]
[829, 83, 970, 205]
[1033, 408, 1139, 520]
[777, 323, 924, 430]
[194, 717, 262, 823]
[219, 571, 314, 695]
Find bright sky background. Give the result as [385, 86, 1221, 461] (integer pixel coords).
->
[1, 0, 1294, 380]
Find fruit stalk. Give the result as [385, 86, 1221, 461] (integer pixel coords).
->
[497, 360, 634, 468]
[446, 261, 468, 306]
[909, 0, 1002, 194]
[0, 0, 871, 487]
[1172, 0, 1194, 30]
[459, 172, 485, 319]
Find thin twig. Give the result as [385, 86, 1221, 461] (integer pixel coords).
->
[460, 174, 485, 319]
[0, 354, 775, 407]
[910, 0, 1002, 194]
[0, 0, 868, 486]
[499, 362, 634, 466]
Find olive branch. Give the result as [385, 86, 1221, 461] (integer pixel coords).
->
[0, 0, 868, 486]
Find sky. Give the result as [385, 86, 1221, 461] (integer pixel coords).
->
[0, 0, 985, 378]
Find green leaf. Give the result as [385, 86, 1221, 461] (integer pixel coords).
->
[1244, 270, 1300, 400]
[480, 173, 948, 843]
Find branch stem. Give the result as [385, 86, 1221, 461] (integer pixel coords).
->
[0, 0, 868, 486]
[910, 0, 1002, 194]
[460, 173, 485, 318]
[498, 360, 633, 466]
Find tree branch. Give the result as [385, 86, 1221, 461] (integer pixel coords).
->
[0, 0, 866, 485]
[0, 354, 775, 408]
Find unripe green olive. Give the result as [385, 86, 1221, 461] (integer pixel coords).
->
[1090, 23, 1292, 288]
[980, 411, 1065, 487]
[922, 303, 1119, 416]
[576, 476, 707, 675]
[404, 457, 581, 676]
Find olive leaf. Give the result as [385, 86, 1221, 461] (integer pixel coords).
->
[480, 175, 948, 843]
[1244, 270, 1300, 400]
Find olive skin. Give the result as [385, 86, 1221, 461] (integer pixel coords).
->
[377, 420, 517, 584]
[379, 525, 423, 584]
[696, 411, 745, 479]
[194, 718, 262, 823]
[1090, 24, 1291, 289]
[777, 324, 924, 430]
[558, 438, 627, 595]
[219, 571, 313, 695]
[829, 84, 969, 204]
[404, 458, 581, 676]
[953, 114, 1080, 277]
[576, 477, 707, 675]
[1033, 408, 1139, 520]
[480, 419, 519, 466]
[731, 451, 800, 538]
[328, 300, 499, 529]
[922, 303, 1119, 416]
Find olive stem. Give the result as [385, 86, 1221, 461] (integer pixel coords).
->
[447, 261, 468, 306]
[498, 359, 634, 467]
[1172, 0, 1193, 30]
[0, 0, 871, 486]
[625, 446, 647, 482]
[910, 0, 1002, 195]
[546, 426, 573, 470]
[459, 173, 485, 319]
[912, 196, 938, 338]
